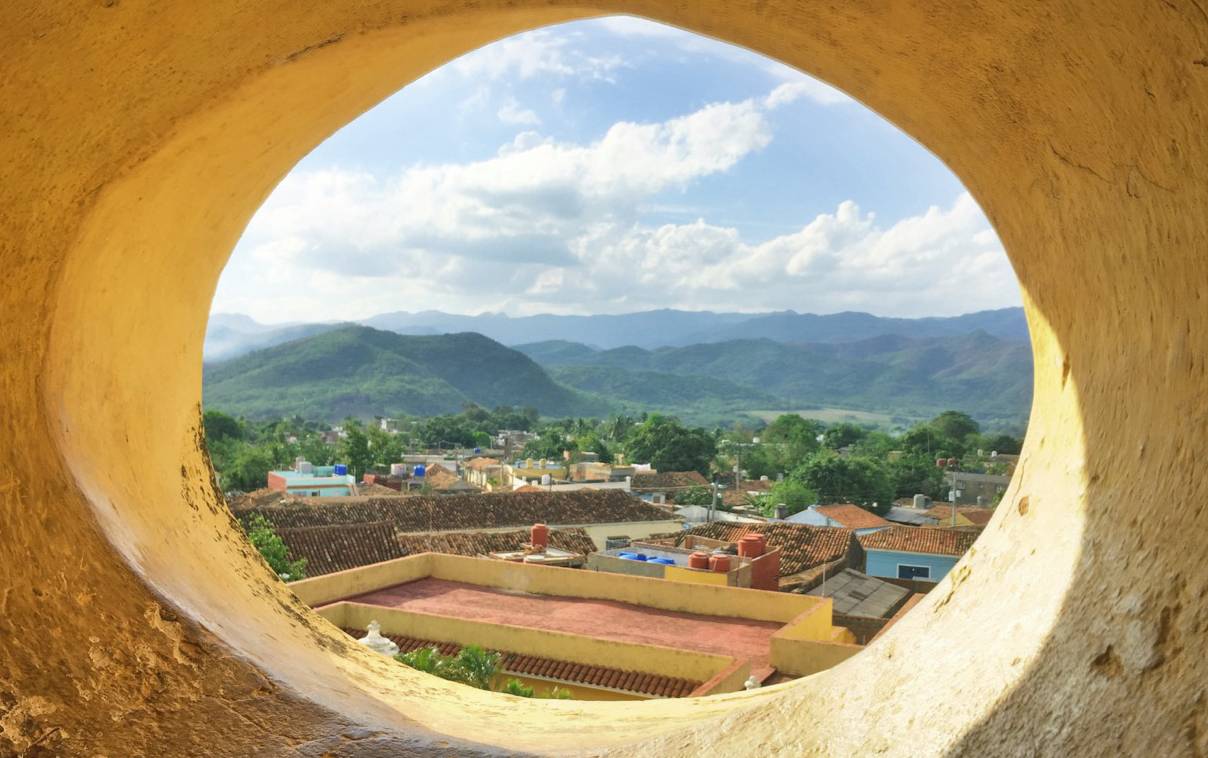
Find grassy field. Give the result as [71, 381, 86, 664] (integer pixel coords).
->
[744, 407, 925, 431]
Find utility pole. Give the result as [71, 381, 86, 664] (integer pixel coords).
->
[710, 479, 719, 523]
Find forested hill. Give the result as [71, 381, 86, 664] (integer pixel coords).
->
[518, 331, 1032, 426]
[203, 325, 610, 421]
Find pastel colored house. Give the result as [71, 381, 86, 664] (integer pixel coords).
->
[858, 526, 981, 583]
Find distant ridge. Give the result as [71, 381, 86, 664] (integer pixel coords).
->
[206, 307, 1027, 361]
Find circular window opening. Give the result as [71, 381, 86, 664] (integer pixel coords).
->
[202, 16, 1028, 703]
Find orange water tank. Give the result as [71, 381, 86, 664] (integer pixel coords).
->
[709, 554, 731, 573]
[738, 534, 765, 558]
[530, 523, 549, 550]
[688, 551, 710, 570]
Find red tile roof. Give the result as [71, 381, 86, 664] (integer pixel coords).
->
[676, 522, 858, 576]
[858, 526, 982, 556]
[342, 629, 699, 698]
[813, 503, 891, 530]
[239, 490, 673, 533]
[924, 505, 996, 526]
[631, 471, 709, 490]
[276, 521, 405, 576]
[396, 527, 598, 558]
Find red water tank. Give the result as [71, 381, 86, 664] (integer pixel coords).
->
[688, 551, 710, 570]
[709, 554, 731, 573]
[738, 534, 765, 558]
[530, 523, 549, 550]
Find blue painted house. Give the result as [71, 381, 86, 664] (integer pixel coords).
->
[858, 526, 980, 583]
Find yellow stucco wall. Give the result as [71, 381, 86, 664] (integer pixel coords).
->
[664, 565, 731, 586]
[2, 1, 1206, 755]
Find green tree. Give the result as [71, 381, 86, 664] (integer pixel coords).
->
[203, 409, 243, 442]
[763, 414, 823, 450]
[674, 485, 715, 506]
[887, 452, 946, 499]
[822, 423, 868, 450]
[979, 432, 1023, 455]
[754, 479, 817, 517]
[931, 410, 980, 441]
[224, 443, 277, 491]
[624, 415, 716, 476]
[339, 420, 373, 478]
[243, 514, 306, 581]
[792, 451, 893, 514]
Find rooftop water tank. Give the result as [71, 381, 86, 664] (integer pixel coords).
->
[390, 463, 406, 477]
[688, 551, 710, 570]
[333, 463, 348, 476]
[709, 554, 732, 573]
[413, 464, 426, 478]
[530, 523, 549, 550]
[473, 447, 482, 454]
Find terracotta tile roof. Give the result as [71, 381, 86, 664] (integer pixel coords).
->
[357, 482, 407, 496]
[341, 629, 699, 698]
[396, 527, 598, 558]
[240, 490, 674, 534]
[813, 503, 891, 530]
[924, 505, 996, 526]
[676, 522, 858, 576]
[228, 487, 295, 511]
[631, 471, 709, 490]
[276, 521, 405, 576]
[422, 464, 470, 492]
[465, 457, 502, 471]
[858, 526, 982, 556]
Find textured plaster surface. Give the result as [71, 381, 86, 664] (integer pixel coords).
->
[0, 1, 1206, 756]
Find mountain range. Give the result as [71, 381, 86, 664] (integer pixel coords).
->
[205, 307, 1028, 361]
[202, 314, 1033, 428]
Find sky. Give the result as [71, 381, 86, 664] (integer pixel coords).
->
[211, 16, 1021, 324]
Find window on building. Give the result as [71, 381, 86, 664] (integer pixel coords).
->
[897, 564, 931, 580]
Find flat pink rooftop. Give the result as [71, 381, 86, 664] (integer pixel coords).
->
[347, 578, 783, 679]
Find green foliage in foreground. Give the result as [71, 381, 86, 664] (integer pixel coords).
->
[243, 514, 306, 581]
[396, 646, 571, 698]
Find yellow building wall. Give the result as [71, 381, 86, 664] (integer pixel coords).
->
[290, 552, 434, 607]
[664, 565, 730, 586]
[490, 674, 646, 702]
[427, 553, 823, 624]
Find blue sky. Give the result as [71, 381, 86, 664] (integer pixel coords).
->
[212, 16, 1019, 323]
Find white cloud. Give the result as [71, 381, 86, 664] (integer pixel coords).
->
[214, 86, 1013, 322]
[450, 29, 625, 83]
[497, 98, 542, 125]
[764, 80, 851, 108]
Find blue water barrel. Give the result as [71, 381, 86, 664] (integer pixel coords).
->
[333, 463, 348, 476]
[413, 464, 426, 478]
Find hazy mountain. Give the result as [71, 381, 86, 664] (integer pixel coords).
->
[205, 314, 340, 363]
[206, 307, 1029, 361]
[203, 325, 610, 420]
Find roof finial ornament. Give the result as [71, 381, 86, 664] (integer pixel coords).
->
[358, 620, 400, 656]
